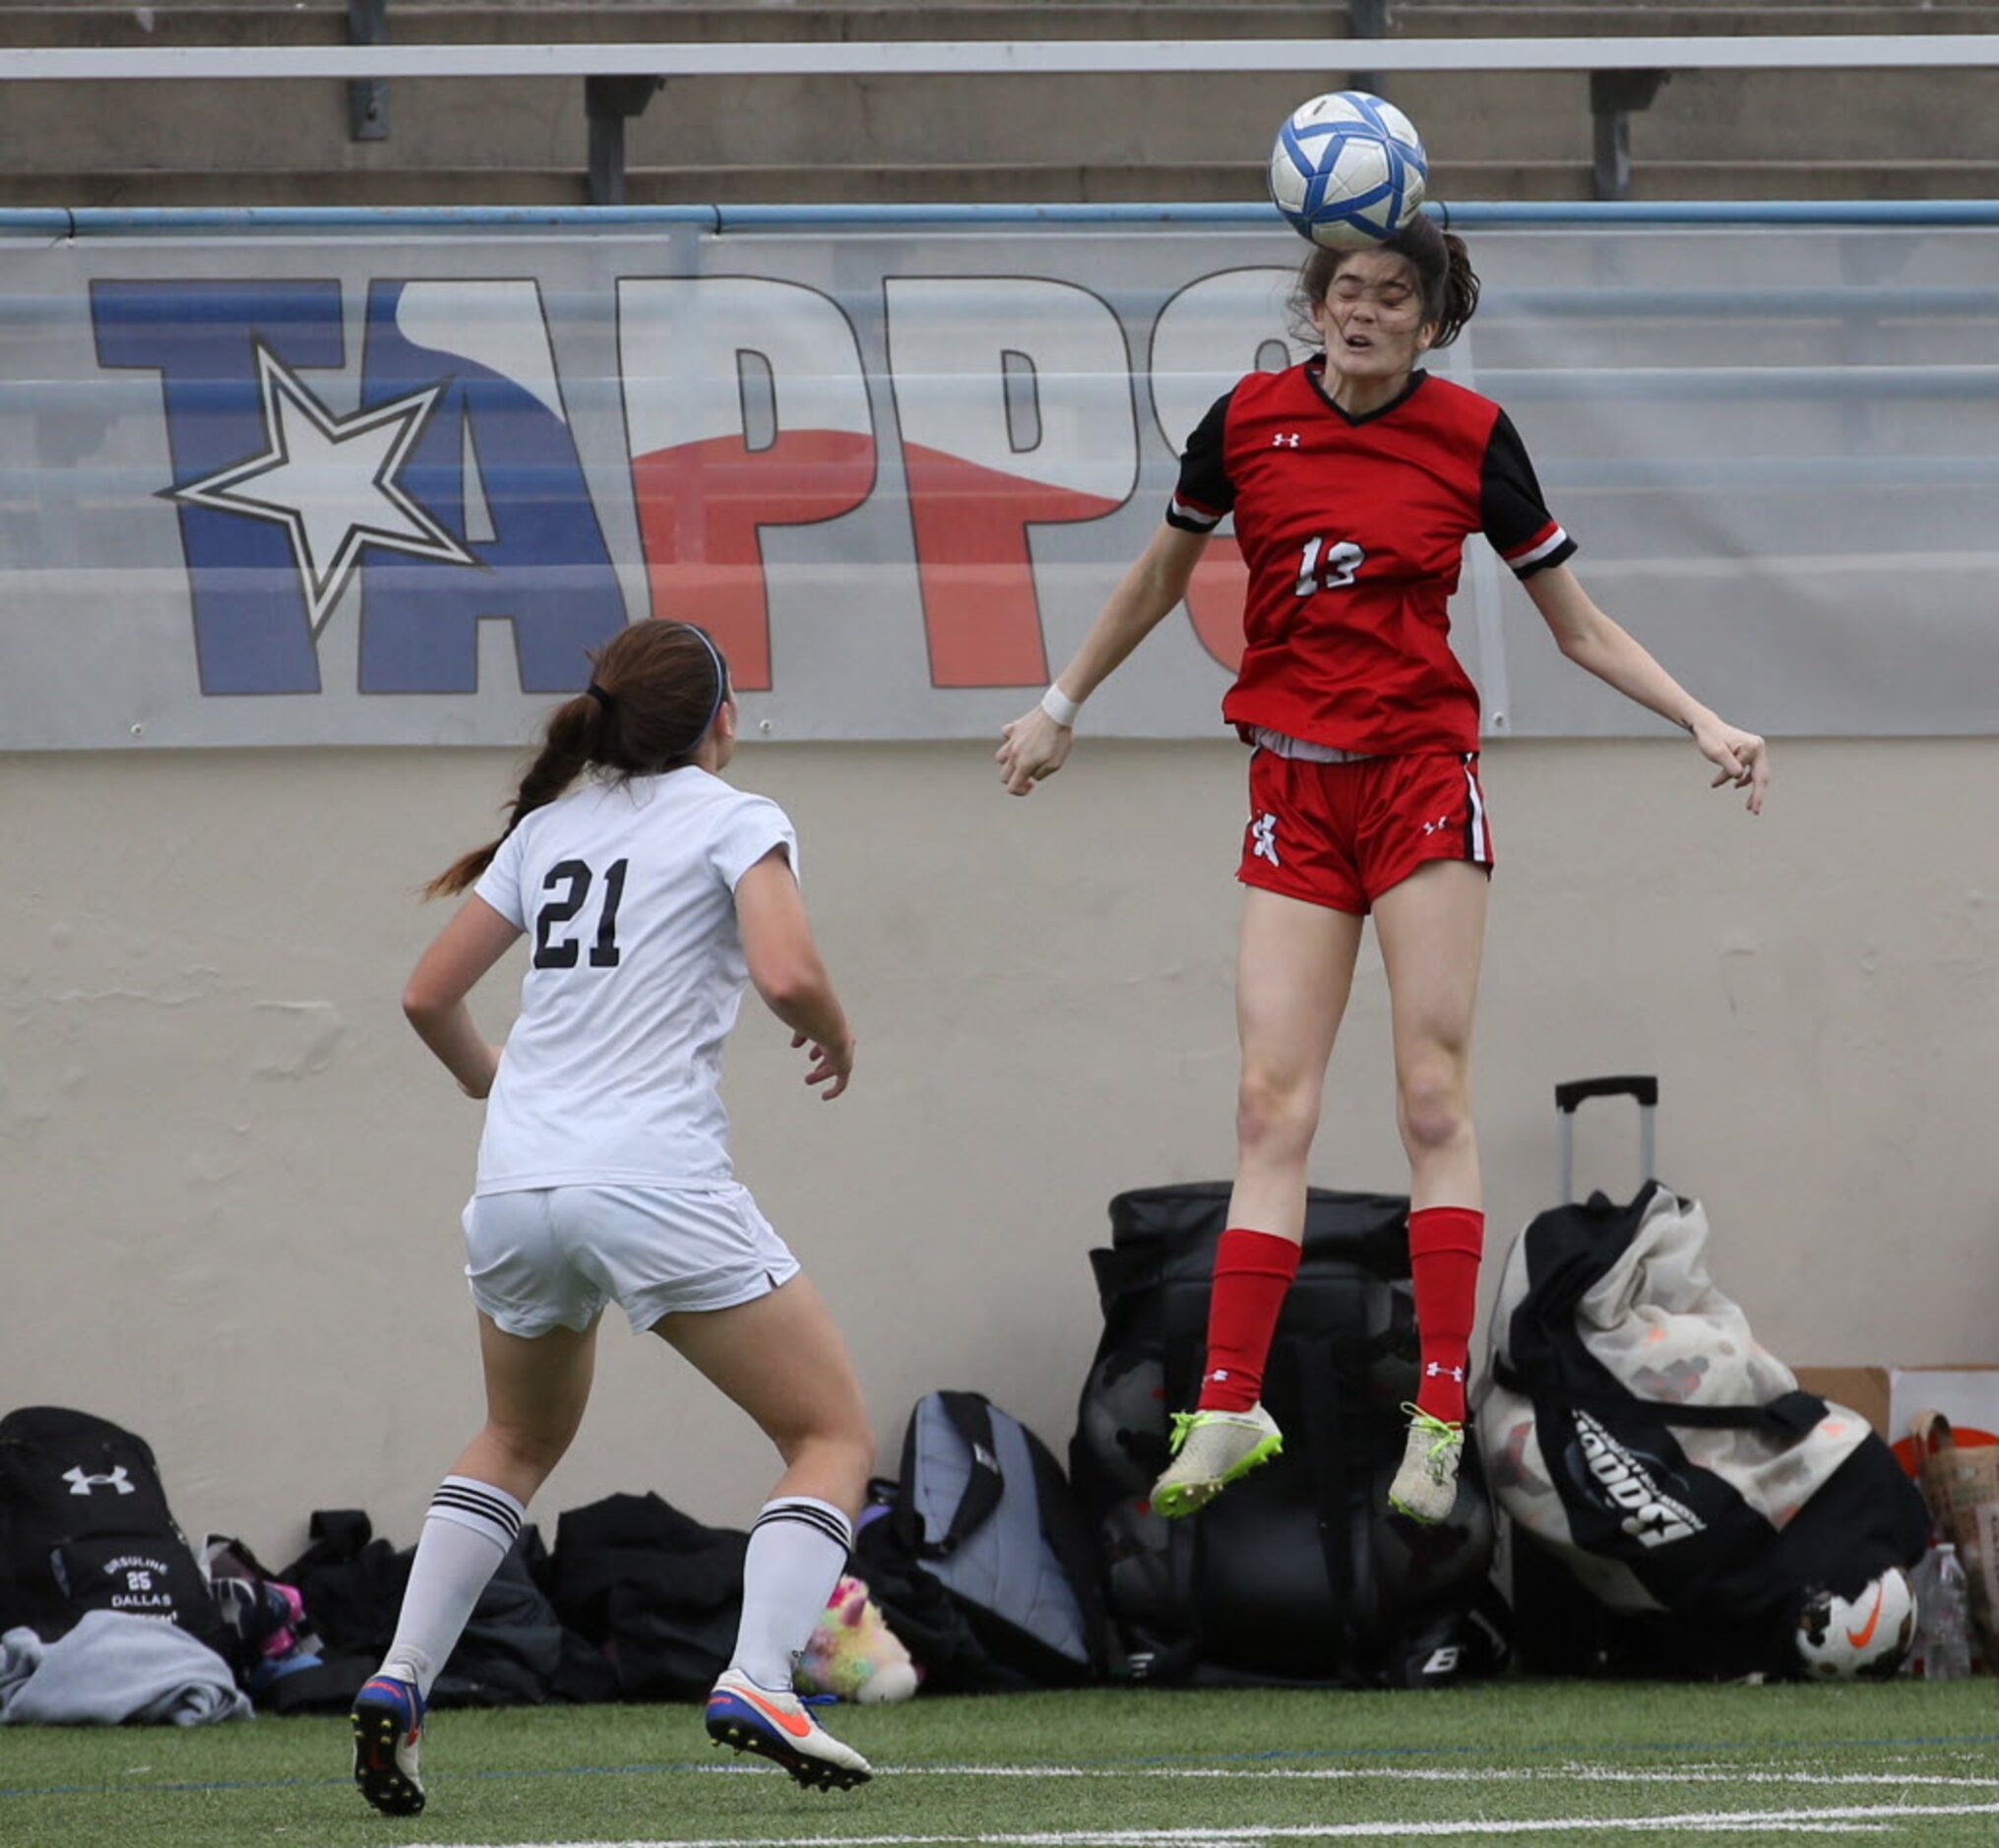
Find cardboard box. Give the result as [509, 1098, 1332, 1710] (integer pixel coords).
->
[1794, 1366, 1999, 1474]
[1793, 1367, 1891, 1443]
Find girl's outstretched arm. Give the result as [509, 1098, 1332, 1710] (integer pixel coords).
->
[1525, 563, 1770, 814]
[736, 847, 854, 1100]
[997, 522, 1211, 795]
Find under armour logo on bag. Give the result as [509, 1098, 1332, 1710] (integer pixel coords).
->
[64, 1465, 136, 1496]
[1251, 812, 1281, 866]
[1424, 1362, 1466, 1383]
[1272, 432, 1301, 448]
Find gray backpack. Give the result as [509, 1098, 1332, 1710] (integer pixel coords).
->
[883, 1390, 1106, 1685]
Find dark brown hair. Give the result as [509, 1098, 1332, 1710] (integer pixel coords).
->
[425, 620, 730, 898]
[1292, 214, 1481, 349]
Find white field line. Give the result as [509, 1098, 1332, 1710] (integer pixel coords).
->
[401, 1801, 1999, 1848]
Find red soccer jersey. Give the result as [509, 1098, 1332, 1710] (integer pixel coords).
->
[1167, 360, 1574, 756]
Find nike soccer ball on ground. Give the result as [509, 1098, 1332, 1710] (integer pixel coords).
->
[1268, 91, 1428, 249]
[1793, 1567, 1917, 1679]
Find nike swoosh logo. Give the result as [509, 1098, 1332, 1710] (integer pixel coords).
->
[722, 1682, 812, 1740]
[1846, 1582, 1886, 1650]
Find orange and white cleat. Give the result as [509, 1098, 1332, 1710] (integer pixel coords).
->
[705, 1666, 873, 1791]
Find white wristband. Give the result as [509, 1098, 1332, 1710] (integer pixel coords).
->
[1039, 684, 1083, 728]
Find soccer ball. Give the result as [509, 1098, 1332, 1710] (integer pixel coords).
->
[1793, 1568, 1917, 1679]
[1268, 91, 1428, 250]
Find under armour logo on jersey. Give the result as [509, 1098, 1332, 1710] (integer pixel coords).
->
[64, 1465, 135, 1496]
[1251, 812, 1281, 866]
[1425, 1362, 1466, 1384]
[1272, 432, 1301, 448]
[1419, 814, 1454, 836]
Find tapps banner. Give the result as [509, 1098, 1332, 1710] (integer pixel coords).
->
[2, 217, 1994, 748]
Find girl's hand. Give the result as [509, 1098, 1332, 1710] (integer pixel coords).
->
[793, 1029, 854, 1100]
[997, 707, 1074, 796]
[1692, 714, 1770, 815]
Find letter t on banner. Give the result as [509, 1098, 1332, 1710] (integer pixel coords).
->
[620, 279, 877, 691]
[886, 278, 1137, 688]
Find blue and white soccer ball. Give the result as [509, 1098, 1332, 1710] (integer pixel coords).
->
[1268, 91, 1429, 250]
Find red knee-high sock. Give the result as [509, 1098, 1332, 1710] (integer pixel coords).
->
[1195, 1228, 1301, 1413]
[1408, 1205, 1483, 1425]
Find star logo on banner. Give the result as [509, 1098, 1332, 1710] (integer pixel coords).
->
[165, 343, 476, 634]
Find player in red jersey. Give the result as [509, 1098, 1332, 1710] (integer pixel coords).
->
[999, 214, 1768, 1525]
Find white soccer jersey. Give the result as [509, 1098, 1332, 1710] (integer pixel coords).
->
[470, 768, 796, 1193]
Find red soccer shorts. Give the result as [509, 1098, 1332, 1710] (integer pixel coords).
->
[1236, 749, 1494, 915]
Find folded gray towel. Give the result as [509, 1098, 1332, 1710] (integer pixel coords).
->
[0, 1609, 252, 1726]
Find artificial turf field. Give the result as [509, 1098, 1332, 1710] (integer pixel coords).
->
[4, 1681, 1997, 1848]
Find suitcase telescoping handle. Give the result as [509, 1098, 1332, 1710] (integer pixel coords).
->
[1555, 1075, 1657, 1204]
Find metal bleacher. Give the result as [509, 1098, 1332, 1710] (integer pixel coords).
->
[1, 1, 1996, 209]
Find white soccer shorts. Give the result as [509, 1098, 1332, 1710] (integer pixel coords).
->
[462, 1183, 801, 1336]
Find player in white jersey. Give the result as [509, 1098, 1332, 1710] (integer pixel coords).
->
[351, 620, 877, 1816]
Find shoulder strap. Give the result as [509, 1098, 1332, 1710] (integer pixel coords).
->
[917, 1391, 1007, 1560]
[1492, 1356, 1826, 1440]
[1290, 1334, 1368, 1660]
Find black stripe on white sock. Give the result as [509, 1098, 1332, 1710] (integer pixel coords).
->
[428, 1476, 525, 1548]
[751, 1499, 852, 1558]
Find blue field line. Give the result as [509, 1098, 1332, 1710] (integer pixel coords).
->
[5, 1730, 1999, 1803]
[0, 1760, 708, 1799]
[4, 200, 1999, 237]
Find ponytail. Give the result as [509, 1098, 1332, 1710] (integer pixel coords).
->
[1430, 227, 1481, 348]
[422, 692, 608, 899]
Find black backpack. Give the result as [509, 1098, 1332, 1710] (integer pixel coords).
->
[857, 1390, 1107, 1690]
[1071, 1183, 1506, 1689]
[0, 1405, 230, 1659]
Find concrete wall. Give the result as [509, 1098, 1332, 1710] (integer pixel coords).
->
[3, 733, 1994, 1566]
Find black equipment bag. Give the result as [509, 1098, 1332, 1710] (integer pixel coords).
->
[1483, 1078, 1929, 1679]
[1071, 1184, 1505, 1690]
[857, 1390, 1107, 1690]
[272, 1508, 596, 1710]
[0, 1405, 231, 1658]
[545, 1492, 746, 1701]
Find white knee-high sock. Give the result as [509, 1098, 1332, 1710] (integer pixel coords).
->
[377, 1476, 527, 1700]
[729, 1496, 852, 1692]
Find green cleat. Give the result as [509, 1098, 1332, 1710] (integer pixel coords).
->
[1150, 1403, 1283, 1518]
[1388, 1403, 1465, 1524]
